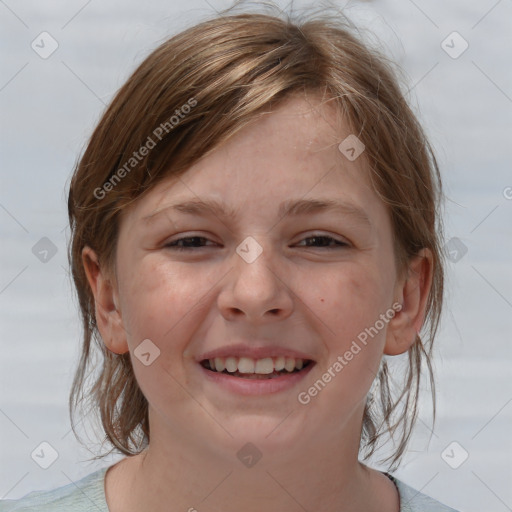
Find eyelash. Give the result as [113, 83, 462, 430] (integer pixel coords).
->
[165, 235, 349, 251]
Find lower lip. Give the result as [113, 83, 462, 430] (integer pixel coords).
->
[199, 363, 315, 396]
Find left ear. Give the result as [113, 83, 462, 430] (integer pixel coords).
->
[385, 248, 434, 356]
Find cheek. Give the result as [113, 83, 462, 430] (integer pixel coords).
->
[118, 256, 215, 348]
[117, 257, 220, 408]
[310, 263, 393, 345]
[297, 267, 393, 420]
[305, 265, 394, 390]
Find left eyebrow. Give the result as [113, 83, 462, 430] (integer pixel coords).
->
[142, 197, 372, 228]
[277, 198, 371, 227]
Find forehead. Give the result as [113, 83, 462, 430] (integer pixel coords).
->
[120, 94, 382, 227]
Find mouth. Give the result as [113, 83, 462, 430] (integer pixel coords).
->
[200, 356, 314, 380]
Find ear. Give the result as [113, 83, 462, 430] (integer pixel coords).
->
[384, 248, 434, 356]
[82, 246, 129, 354]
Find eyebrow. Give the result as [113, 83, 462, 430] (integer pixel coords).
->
[142, 197, 372, 227]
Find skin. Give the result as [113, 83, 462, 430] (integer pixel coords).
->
[83, 93, 433, 512]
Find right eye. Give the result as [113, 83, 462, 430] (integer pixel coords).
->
[164, 236, 217, 251]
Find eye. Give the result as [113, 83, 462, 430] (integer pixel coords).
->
[296, 235, 349, 249]
[164, 236, 217, 251]
[164, 234, 349, 251]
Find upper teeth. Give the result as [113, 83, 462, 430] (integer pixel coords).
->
[207, 356, 306, 374]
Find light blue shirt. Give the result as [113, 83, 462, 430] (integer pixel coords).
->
[0, 467, 459, 511]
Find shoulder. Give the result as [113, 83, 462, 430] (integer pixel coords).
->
[390, 476, 460, 512]
[0, 467, 110, 512]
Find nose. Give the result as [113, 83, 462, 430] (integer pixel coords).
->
[217, 241, 294, 324]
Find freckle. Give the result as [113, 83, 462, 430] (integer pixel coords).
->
[320, 298, 324, 302]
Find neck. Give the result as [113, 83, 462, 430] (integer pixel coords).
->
[105, 415, 399, 512]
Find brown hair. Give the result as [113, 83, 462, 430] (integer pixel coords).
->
[67, 3, 444, 469]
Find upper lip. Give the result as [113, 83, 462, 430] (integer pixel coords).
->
[196, 343, 315, 362]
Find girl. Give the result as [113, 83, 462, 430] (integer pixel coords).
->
[1, 4, 458, 511]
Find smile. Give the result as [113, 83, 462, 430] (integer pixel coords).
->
[200, 356, 313, 379]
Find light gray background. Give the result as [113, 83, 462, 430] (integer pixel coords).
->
[1, 1, 511, 511]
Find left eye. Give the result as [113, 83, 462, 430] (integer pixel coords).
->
[295, 235, 348, 248]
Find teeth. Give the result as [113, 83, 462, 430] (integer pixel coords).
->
[225, 357, 238, 373]
[254, 358, 274, 374]
[274, 356, 285, 371]
[284, 357, 295, 372]
[238, 357, 255, 374]
[214, 357, 225, 372]
[208, 356, 309, 374]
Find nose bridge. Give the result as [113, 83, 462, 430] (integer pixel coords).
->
[234, 235, 281, 300]
[218, 235, 293, 320]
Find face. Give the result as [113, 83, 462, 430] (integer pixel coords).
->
[86, 94, 427, 463]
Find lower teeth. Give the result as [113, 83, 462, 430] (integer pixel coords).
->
[216, 369, 298, 379]
[231, 371, 289, 379]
